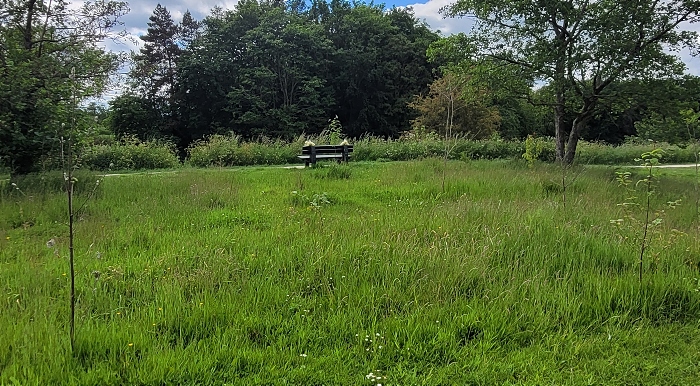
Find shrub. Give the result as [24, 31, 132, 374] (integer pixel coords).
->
[352, 136, 526, 162]
[82, 139, 179, 171]
[186, 134, 299, 167]
[576, 141, 699, 165]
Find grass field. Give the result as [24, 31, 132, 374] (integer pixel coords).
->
[1, 159, 699, 385]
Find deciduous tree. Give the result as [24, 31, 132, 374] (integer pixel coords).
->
[0, 0, 128, 175]
[443, 0, 700, 163]
[409, 72, 500, 139]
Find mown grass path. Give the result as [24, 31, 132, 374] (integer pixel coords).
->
[1, 160, 699, 384]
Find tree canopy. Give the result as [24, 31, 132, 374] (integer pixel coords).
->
[110, 0, 440, 152]
[443, 0, 700, 163]
[0, 0, 129, 175]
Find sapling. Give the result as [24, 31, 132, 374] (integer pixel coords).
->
[64, 68, 78, 353]
[614, 147, 680, 282]
[441, 77, 462, 194]
[327, 116, 343, 145]
[59, 68, 101, 353]
[681, 109, 700, 220]
[637, 149, 663, 282]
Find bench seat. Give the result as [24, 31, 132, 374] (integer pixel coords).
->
[298, 145, 353, 167]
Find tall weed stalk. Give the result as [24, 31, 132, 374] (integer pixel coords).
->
[64, 68, 77, 353]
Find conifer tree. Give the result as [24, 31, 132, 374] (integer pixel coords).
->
[130, 4, 181, 102]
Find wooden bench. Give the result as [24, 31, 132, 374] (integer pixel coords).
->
[298, 145, 353, 167]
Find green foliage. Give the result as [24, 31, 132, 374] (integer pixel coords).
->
[584, 77, 700, 145]
[81, 139, 179, 171]
[523, 135, 546, 167]
[0, 0, 129, 175]
[108, 94, 168, 141]
[635, 107, 700, 145]
[409, 72, 501, 139]
[441, 0, 700, 163]
[326, 116, 344, 144]
[176, 1, 335, 142]
[427, 35, 546, 140]
[186, 134, 299, 167]
[351, 136, 528, 162]
[576, 141, 699, 165]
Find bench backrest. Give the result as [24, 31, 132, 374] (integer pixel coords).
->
[301, 145, 354, 156]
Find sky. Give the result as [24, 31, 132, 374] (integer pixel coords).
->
[99, 0, 700, 100]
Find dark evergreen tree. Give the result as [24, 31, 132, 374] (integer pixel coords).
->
[114, 4, 201, 145]
[130, 4, 181, 102]
[179, 10, 201, 47]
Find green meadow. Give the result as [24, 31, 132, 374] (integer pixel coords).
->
[1, 160, 699, 385]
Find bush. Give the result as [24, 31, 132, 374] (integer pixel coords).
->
[186, 134, 299, 167]
[576, 141, 700, 165]
[81, 139, 179, 171]
[352, 136, 526, 162]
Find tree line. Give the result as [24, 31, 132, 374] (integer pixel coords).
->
[2, 0, 700, 175]
[111, 0, 440, 154]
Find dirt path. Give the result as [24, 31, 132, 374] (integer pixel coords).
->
[629, 164, 698, 168]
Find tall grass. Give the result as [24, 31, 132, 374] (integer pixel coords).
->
[1, 160, 699, 384]
[80, 139, 179, 171]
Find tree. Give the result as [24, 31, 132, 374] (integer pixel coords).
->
[312, 2, 439, 138]
[130, 4, 181, 102]
[119, 4, 200, 146]
[108, 94, 165, 141]
[175, 0, 334, 143]
[0, 0, 129, 175]
[443, 0, 700, 164]
[136, 0, 437, 147]
[409, 72, 500, 139]
[426, 33, 549, 140]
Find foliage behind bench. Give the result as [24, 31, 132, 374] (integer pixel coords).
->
[34, 134, 700, 171]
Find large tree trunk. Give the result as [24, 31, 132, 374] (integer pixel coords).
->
[23, 0, 38, 50]
[564, 119, 582, 165]
[555, 90, 597, 165]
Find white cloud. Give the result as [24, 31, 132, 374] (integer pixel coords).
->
[406, 0, 474, 35]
